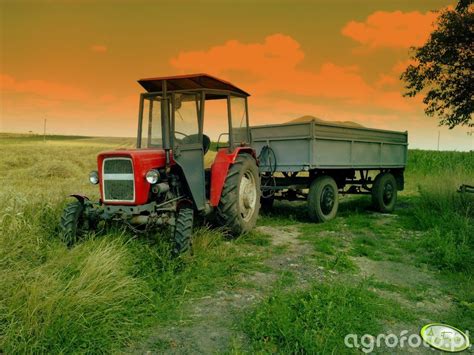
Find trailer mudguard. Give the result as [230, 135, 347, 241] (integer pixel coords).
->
[209, 147, 256, 207]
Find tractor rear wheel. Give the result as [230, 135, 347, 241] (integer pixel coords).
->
[60, 201, 86, 246]
[308, 175, 339, 222]
[173, 207, 194, 255]
[371, 172, 397, 213]
[216, 153, 260, 236]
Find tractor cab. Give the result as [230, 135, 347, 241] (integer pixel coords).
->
[136, 74, 253, 212]
[61, 74, 260, 254]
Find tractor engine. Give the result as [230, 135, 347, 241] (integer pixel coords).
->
[95, 149, 169, 206]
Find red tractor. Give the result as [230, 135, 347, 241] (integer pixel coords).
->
[60, 74, 260, 254]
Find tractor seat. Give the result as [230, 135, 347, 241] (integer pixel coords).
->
[181, 134, 211, 155]
[202, 134, 211, 155]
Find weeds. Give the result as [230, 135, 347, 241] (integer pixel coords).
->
[242, 281, 411, 354]
[399, 185, 473, 273]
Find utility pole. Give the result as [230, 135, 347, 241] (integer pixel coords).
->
[468, 130, 473, 151]
[437, 131, 440, 151]
[43, 118, 47, 142]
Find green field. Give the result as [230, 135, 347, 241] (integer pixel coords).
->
[0, 133, 473, 353]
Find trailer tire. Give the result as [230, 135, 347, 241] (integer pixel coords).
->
[260, 196, 274, 212]
[173, 208, 194, 255]
[60, 201, 85, 246]
[308, 176, 339, 222]
[372, 172, 397, 213]
[216, 153, 260, 236]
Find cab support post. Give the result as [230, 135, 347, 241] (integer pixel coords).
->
[161, 80, 171, 165]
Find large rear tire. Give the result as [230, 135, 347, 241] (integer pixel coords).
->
[371, 172, 397, 213]
[308, 175, 339, 222]
[60, 201, 86, 246]
[216, 153, 260, 236]
[173, 207, 194, 255]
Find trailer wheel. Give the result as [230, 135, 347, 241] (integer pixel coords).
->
[173, 208, 194, 255]
[371, 172, 397, 212]
[260, 196, 274, 212]
[60, 201, 86, 246]
[308, 176, 339, 222]
[217, 153, 260, 236]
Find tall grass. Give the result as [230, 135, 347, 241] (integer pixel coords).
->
[0, 137, 268, 353]
[402, 185, 474, 272]
[402, 150, 474, 272]
[407, 149, 473, 176]
[0, 195, 155, 353]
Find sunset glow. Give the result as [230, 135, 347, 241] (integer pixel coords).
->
[1, 0, 471, 150]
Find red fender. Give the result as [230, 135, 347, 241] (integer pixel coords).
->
[69, 194, 90, 204]
[209, 147, 257, 207]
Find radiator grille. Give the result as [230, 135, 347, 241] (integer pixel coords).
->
[102, 158, 134, 202]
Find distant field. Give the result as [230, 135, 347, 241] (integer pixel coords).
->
[0, 133, 472, 353]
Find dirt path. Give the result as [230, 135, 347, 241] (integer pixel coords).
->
[132, 225, 324, 354]
[131, 213, 459, 354]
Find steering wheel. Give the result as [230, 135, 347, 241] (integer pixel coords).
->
[173, 131, 211, 154]
[174, 131, 189, 139]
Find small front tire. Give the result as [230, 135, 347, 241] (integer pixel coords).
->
[173, 208, 194, 255]
[60, 201, 86, 246]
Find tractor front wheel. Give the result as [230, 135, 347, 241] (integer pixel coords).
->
[217, 153, 260, 236]
[60, 201, 86, 246]
[173, 207, 194, 255]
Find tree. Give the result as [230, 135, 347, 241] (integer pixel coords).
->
[401, 1, 473, 128]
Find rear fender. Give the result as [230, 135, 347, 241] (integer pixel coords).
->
[209, 147, 256, 207]
[392, 169, 405, 191]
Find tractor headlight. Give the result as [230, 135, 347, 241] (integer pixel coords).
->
[146, 169, 159, 184]
[89, 170, 99, 184]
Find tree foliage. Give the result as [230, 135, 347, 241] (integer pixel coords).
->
[401, 1, 473, 128]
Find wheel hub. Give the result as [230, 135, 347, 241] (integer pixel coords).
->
[383, 183, 394, 204]
[321, 186, 335, 215]
[239, 170, 257, 221]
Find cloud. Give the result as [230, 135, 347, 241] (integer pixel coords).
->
[171, 34, 373, 100]
[170, 33, 416, 114]
[0, 73, 88, 100]
[341, 10, 438, 49]
[90, 44, 107, 53]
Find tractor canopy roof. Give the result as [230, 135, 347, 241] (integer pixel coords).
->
[137, 73, 249, 98]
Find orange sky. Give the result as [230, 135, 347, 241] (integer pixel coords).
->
[1, 0, 472, 151]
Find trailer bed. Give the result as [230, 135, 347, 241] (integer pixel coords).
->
[251, 121, 408, 172]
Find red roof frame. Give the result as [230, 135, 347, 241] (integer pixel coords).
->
[137, 73, 249, 96]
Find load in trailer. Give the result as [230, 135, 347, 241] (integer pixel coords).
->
[251, 119, 407, 221]
[60, 74, 260, 254]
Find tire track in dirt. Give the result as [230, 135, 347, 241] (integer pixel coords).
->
[132, 225, 324, 354]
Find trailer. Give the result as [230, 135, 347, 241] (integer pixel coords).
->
[251, 120, 408, 221]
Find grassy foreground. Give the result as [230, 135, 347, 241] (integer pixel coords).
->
[240, 149, 473, 353]
[0, 135, 270, 353]
[0, 134, 473, 353]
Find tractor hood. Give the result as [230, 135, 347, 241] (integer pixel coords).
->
[97, 149, 172, 205]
